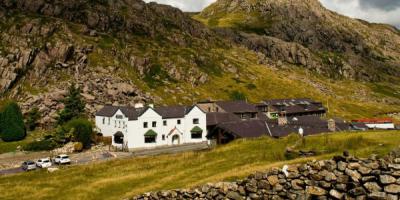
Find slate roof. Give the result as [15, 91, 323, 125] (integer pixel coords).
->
[216, 100, 258, 113]
[155, 106, 188, 119]
[211, 115, 350, 139]
[216, 120, 269, 138]
[206, 112, 241, 126]
[261, 98, 326, 115]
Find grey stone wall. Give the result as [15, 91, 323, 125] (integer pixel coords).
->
[132, 150, 400, 200]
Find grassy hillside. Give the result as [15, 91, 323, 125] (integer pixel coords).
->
[0, 130, 399, 200]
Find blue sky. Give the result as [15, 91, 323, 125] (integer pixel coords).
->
[143, 0, 400, 28]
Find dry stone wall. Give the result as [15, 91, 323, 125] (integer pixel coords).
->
[132, 151, 400, 200]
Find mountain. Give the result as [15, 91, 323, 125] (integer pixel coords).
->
[0, 0, 399, 125]
[195, 0, 400, 81]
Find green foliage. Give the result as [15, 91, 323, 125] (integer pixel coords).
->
[74, 142, 84, 152]
[26, 107, 41, 131]
[229, 90, 246, 101]
[64, 119, 93, 148]
[24, 139, 58, 151]
[0, 101, 26, 142]
[143, 64, 170, 88]
[58, 84, 85, 125]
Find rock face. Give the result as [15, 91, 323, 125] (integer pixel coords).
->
[133, 151, 400, 199]
[0, 0, 218, 125]
[198, 0, 400, 80]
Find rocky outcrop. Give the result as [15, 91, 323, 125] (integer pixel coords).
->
[133, 151, 400, 199]
[199, 0, 400, 80]
[0, 0, 211, 39]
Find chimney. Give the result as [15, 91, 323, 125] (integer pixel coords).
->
[134, 103, 144, 108]
[328, 119, 336, 132]
[278, 112, 288, 126]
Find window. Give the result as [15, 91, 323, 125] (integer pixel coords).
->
[191, 132, 202, 139]
[145, 136, 156, 143]
[152, 121, 157, 127]
[216, 107, 219, 112]
[116, 115, 123, 119]
[162, 135, 165, 140]
[163, 120, 167, 126]
[114, 120, 116, 127]
[143, 122, 148, 128]
[118, 121, 121, 128]
[102, 118, 105, 124]
[177, 119, 181, 125]
[193, 118, 199, 124]
[108, 118, 110, 125]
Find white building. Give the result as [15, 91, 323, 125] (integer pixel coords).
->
[352, 118, 395, 130]
[95, 104, 208, 150]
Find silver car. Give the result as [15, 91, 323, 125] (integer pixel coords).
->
[22, 161, 37, 171]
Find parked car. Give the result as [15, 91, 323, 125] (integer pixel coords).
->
[54, 154, 71, 165]
[21, 161, 37, 171]
[36, 158, 52, 168]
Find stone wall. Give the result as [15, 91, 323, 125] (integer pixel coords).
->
[132, 151, 400, 200]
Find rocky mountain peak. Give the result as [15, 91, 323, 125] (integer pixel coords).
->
[197, 0, 400, 81]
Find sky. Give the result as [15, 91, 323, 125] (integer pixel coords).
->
[143, 0, 400, 28]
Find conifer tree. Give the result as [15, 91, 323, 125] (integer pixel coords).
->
[58, 84, 85, 125]
[0, 101, 26, 142]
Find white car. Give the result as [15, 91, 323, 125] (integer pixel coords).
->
[21, 161, 37, 171]
[54, 154, 71, 165]
[36, 158, 52, 168]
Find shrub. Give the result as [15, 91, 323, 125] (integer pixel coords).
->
[0, 101, 26, 142]
[24, 140, 58, 151]
[26, 107, 41, 131]
[64, 119, 93, 149]
[74, 142, 83, 152]
[229, 90, 246, 101]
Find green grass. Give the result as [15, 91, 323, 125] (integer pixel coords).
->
[0, 131, 399, 200]
[0, 130, 46, 154]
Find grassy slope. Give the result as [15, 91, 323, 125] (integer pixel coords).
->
[0, 131, 399, 200]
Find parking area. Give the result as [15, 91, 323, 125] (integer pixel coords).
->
[0, 143, 209, 175]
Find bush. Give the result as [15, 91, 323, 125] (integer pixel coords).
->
[74, 142, 83, 152]
[24, 140, 58, 151]
[26, 107, 41, 131]
[0, 101, 26, 142]
[64, 119, 93, 149]
[229, 90, 246, 101]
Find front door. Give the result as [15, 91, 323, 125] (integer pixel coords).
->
[172, 135, 180, 145]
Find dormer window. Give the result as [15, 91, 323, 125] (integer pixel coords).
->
[116, 115, 123, 119]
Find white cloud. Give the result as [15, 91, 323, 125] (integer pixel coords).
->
[143, 0, 215, 12]
[143, 0, 400, 27]
[319, 0, 400, 27]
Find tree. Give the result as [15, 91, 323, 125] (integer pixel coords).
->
[0, 101, 26, 142]
[26, 107, 41, 131]
[58, 84, 85, 125]
[64, 119, 93, 149]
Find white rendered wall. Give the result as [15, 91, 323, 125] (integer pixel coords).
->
[365, 123, 395, 129]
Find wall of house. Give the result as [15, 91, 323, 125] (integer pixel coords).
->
[126, 108, 163, 149]
[197, 103, 224, 113]
[183, 106, 208, 144]
[95, 110, 129, 147]
[365, 123, 395, 129]
[96, 106, 208, 150]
